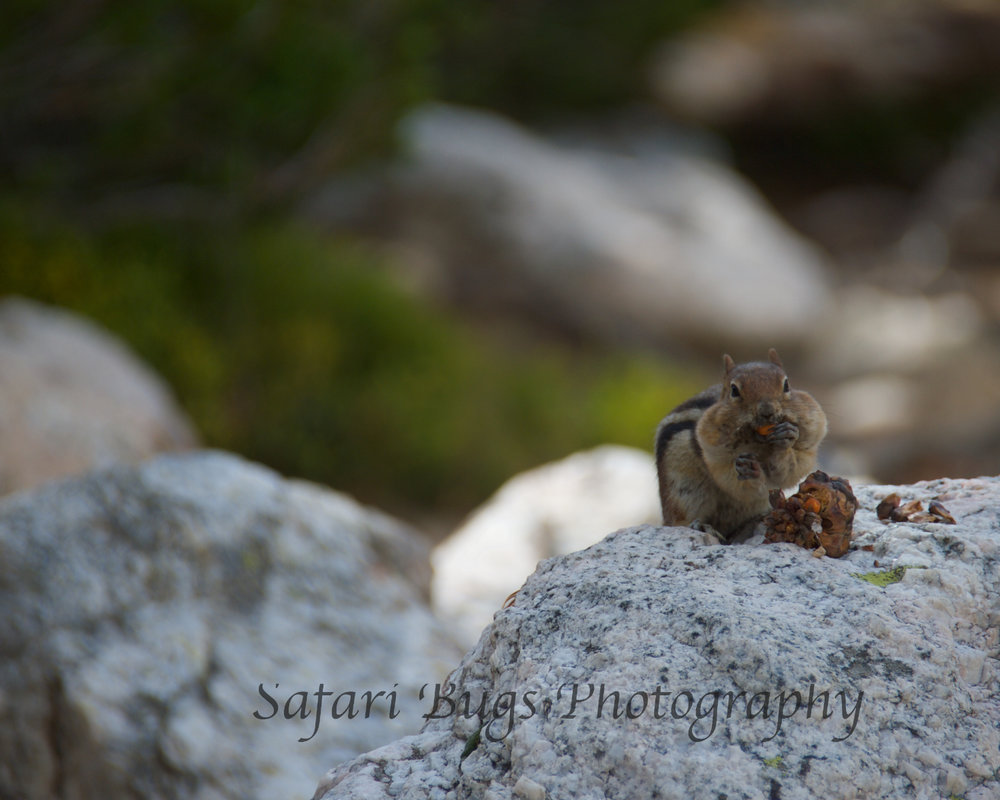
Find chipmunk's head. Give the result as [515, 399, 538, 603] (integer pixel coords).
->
[720, 348, 790, 423]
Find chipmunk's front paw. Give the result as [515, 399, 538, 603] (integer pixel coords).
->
[766, 421, 799, 447]
[735, 453, 762, 481]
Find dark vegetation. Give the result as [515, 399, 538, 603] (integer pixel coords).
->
[1, 0, 991, 522]
[1, 206, 697, 517]
[0, 0, 722, 520]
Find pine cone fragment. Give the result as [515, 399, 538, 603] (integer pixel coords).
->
[875, 493, 956, 524]
[764, 471, 858, 558]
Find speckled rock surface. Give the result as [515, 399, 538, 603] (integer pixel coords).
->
[0, 451, 462, 800]
[316, 477, 1000, 800]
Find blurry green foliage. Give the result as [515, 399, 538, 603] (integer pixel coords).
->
[1, 0, 988, 202]
[0, 208, 696, 516]
[0, 0, 722, 518]
[4, 0, 991, 520]
[0, 0, 724, 203]
[429, 0, 728, 118]
[0, 0, 441, 196]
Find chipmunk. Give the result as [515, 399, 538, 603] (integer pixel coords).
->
[655, 349, 827, 542]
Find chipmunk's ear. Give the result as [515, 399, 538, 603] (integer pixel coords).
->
[723, 354, 735, 374]
[767, 348, 783, 368]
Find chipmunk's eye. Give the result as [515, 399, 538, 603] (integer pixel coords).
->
[783, 378, 790, 393]
[730, 382, 741, 399]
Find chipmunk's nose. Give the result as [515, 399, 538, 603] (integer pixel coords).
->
[757, 401, 779, 420]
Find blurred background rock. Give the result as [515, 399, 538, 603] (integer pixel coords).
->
[2, 0, 999, 536]
[3, 3, 1000, 797]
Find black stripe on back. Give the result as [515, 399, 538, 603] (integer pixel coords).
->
[655, 419, 696, 465]
[669, 393, 716, 415]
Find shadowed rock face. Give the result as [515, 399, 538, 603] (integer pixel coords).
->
[0, 297, 197, 495]
[0, 451, 462, 800]
[316, 477, 1000, 800]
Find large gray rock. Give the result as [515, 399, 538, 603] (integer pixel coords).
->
[0, 297, 197, 495]
[326, 104, 831, 349]
[316, 477, 1000, 799]
[432, 446, 660, 649]
[0, 451, 462, 800]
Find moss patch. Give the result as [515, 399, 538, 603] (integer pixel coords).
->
[850, 565, 926, 588]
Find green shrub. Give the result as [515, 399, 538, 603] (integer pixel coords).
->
[431, 0, 728, 118]
[0, 0, 725, 203]
[0, 208, 698, 519]
[0, 0, 719, 518]
[0, 0, 441, 196]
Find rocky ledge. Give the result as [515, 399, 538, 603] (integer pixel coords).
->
[316, 477, 1000, 800]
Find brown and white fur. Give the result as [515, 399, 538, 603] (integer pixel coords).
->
[654, 349, 827, 541]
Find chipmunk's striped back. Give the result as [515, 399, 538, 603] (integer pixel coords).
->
[654, 387, 719, 525]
